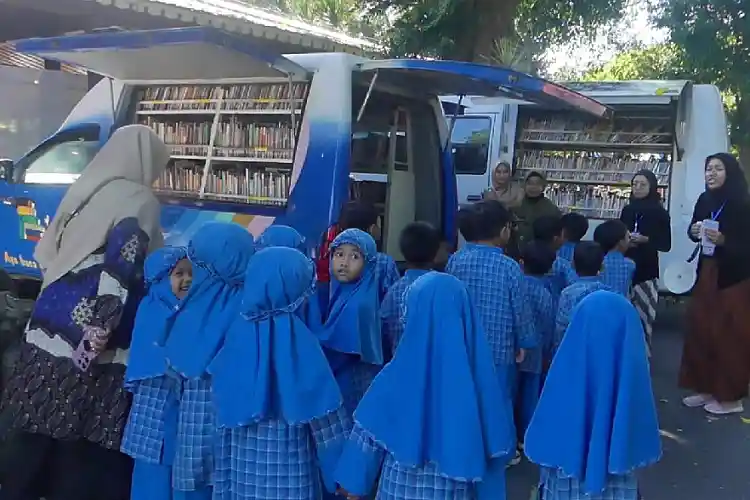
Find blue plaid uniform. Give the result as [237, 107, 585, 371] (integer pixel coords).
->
[213, 407, 351, 500]
[121, 375, 180, 464]
[376, 252, 400, 301]
[342, 424, 475, 499]
[520, 276, 555, 373]
[380, 269, 430, 358]
[546, 257, 577, 303]
[336, 362, 381, 416]
[446, 244, 535, 366]
[600, 252, 636, 297]
[557, 242, 576, 262]
[554, 278, 612, 356]
[539, 467, 639, 500]
[173, 377, 215, 491]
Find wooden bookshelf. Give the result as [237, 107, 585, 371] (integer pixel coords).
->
[515, 112, 674, 220]
[137, 81, 308, 208]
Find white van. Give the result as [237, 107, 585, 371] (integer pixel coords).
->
[444, 81, 730, 293]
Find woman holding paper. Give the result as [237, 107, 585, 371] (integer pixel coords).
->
[679, 152, 750, 415]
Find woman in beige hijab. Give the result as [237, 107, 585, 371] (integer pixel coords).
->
[1, 124, 168, 500]
[483, 161, 524, 208]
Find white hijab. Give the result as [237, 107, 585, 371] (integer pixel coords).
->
[34, 124, 169, 289]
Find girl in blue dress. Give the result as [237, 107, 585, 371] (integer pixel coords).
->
[524, 290, 661, 499]
[209, 247, 351, 499]
[320, 228, 384, 415]
[336, 272, 515, 499]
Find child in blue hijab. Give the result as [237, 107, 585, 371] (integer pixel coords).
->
[255, 224, 306, 251]
[254, 224, 322, 329]
[122, 246, 191, 500]
[335, 272, 515, 499]
[161, 222, 256, 500]
[320, 228, 384, 415]
[525, 291, 661, 499]
[208, 247, 351, 499]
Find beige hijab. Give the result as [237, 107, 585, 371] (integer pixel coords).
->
[34, 124, 169, 289]
[483, 162, 524, 208]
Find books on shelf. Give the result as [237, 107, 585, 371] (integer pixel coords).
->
[137, 83, 308, 113]
[520, 118, 672, 146]
[515, 150, 670, 186]
[136, 81, 308, 207]
[545, 184, 668, 220]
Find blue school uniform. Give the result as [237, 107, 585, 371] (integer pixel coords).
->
[336, 273, 515, 499]
[517, 275, 554, 437]
[376, 252, 401, 300]
[525, 291, 661, 499]
[255, 224, 322, 329]
[600, 251, 636, 297]
[557, 242, 576, 262]
[208, 247, 351, 499]
[380, 268, 430, 359]
[546, 256, 577, 303]
[162, 223, 256, 497]
[321, 229, 384, 414]
[122, 247, 186, 500]
[446, 243, 535, 394]
[553, 277, 611, 357]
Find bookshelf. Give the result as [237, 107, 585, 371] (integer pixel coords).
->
[515, 112, 674, 219]
[136, 81, 308, 208]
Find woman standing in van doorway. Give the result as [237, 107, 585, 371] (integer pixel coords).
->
[619, 169, 672, 355]
[680, 152, 750, 415]
[514, 171, 561, 249]
[0, 124, 168, 500]
[483, 161, 524, 209]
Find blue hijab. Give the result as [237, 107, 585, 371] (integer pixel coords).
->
[320, 229, 383, 366]
[126, 246, 186, 384]
[524, 290, 661, 494]
[254, 224, 321, 330]
[162, 222, 256, 379]
[208, 247, 341, 427]
[255, 224, 306, 251]
[351, 272, 515, 481]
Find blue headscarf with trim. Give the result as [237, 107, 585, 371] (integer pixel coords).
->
[162, 222, 256, 379]
[209, 247, 341, 427]
[254, 224, 321, 330]
[126, 246, 186, 384]
[255, 224, 306, 252]
[345, 272, 514, 481]
[524, 290, 661, 494]
[320, 229, 383, 366]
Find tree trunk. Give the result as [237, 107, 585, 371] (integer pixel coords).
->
[451, 0, 519, 62]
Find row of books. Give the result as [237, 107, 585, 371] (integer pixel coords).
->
[521, 118, 672, 145]
[137, 83, 308, 111]
[142, 118, 297, 159]
[154, 161, 291, 202]
[546, 184, 667, 219]
[516, 151, 671, 185]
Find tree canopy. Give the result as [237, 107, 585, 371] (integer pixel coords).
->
[582, 43, 688, 81]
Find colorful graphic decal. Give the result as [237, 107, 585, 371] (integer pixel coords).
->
[15, 198, 49, 242]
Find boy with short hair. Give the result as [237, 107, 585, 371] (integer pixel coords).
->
[517, 241, 555, 446]
[339, 201, 400, 300]
[381, 221, 441, 360]
[532, 215, 577, 301]
[593, 219, 636, 297]
[553, 241, 611, 356]
[447, 200, 535, 466]
[558, 212, 589, 262]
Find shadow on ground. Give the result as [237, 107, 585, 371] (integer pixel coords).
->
[506, 300, 750, 500]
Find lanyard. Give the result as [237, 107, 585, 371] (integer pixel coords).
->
[634, 214, 643, 233]
[711, 202, 726, 221]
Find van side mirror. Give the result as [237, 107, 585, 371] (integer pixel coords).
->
[0, 159, 13, 182]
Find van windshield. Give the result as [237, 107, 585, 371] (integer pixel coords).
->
[19, 127, 100, 184]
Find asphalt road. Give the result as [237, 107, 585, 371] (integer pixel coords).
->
[506, 301, 750, 500]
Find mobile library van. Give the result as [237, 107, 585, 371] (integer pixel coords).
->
[0, 27, 608, 296]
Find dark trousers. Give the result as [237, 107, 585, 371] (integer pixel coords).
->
[0, 431, 133, 500]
